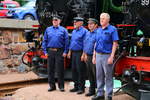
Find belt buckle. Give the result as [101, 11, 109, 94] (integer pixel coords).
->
[99, 52, 104, 55]
[50, 48, 57, 51]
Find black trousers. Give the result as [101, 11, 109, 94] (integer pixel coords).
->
[71, 51, 86, 90]
[47, 48, 64, 88]
[85, 55, 96, 92]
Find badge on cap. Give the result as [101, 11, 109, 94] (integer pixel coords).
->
[73, 17, 84, 22]
[52, 15, 62, 20]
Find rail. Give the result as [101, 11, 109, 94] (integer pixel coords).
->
[0, 78, 47, 97]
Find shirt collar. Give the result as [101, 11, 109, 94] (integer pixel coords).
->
[90, 28, 97, 33]
[100, 24, 110, 30]
[52, 25, 60, 29]
[75, 26, 83, 31]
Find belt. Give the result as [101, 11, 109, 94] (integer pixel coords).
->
[48, 48, 63, 52]
[72, 50, 83, 52]
[97, 52, 110, 55]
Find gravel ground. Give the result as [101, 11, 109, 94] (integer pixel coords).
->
[0, 72, 135, 100]
[11, 83, 135, 100]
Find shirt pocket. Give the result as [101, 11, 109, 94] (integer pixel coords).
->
[75, 33, 83, 41]
[103, 32, 111, 43]
[89, 37, 96, 43]
[47, 31, 53, 39]
[56, 31, 64, 39]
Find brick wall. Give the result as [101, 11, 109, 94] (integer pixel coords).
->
[0, 19, 39, 74]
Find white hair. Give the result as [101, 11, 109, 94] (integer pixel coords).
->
[100, 13, 110, 20]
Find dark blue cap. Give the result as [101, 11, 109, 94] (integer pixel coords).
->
[73, 17, 84, 22]
[88, 18, 98, 24]
[52, 15, 62, 20]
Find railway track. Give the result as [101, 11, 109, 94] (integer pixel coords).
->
[0, 78, 47, 97]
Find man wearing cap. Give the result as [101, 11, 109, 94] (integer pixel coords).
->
[92, 13, 119, 100]
[83, 18, 98, 97]
[67, 17, 88, 94]
[42, 15, 69, 92]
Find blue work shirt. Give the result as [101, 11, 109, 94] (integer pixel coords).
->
[42, 26, 69, 54]
[83, 29, 97, 55]
[95, 25, 119, 53]
[69, 26, 88, 51]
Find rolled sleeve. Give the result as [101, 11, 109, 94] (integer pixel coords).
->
[112, 28, 119, 41]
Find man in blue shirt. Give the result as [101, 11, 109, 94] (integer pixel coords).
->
[42, 15, 69, 92]
[67, 17, 88, 94]
[92, 13, 119, 100]
[83, 18, 98, 96]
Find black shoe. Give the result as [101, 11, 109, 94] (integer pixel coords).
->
[85, 92, 95, 96]
[92, 95, 104, 100]
[59, 88, 65, 92]
[105, 97, 112, 100]
[77, 89, 85, 94]
[48, 87, 56, 92]
[70, 88, 78, 92]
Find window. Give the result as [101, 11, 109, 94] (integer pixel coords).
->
[0, 3, 4, 9]
[6, 3, 16, 8]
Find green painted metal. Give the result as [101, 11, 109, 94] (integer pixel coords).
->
[102, 0, 109, 12]
[102, 0, 123, 13]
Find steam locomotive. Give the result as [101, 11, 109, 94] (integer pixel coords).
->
[22, 0, 150, 100]
[23, 0, 123, 78]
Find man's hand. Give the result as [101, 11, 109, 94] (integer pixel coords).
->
[45, 53, 48, 57]
[81, 54, 84, 61]
[67, 51, 71, 59]
[107, 56, 114, 64]
[92, 55, 96, 64]
[62, 53, 67, 57]
[107, 41, 118, 65]
[83, 54, 87, 62]
[81, 52, 86, 61]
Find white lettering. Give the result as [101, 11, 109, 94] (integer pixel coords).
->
[141, 0, 149, 6]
